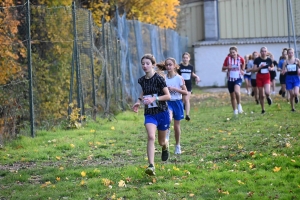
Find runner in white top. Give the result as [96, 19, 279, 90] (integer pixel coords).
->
[157, 58, 187, 155]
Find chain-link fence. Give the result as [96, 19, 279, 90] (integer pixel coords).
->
[0, 2, 188, 143]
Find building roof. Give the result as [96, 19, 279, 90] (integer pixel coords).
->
[180, 0, 202, 5]
[193, 36, 300, 47]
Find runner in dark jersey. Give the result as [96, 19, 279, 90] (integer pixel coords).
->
[177, 52, 200, 121]
[253, 47, 274, 114]
[132, 54, 171, 176]
[282, 48, 300, 112]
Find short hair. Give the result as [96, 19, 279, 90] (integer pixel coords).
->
[182, 52, 190, 58]
[229, 46, 238, 52]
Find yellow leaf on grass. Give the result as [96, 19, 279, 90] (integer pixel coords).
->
[59, 167, 64, 170]
[237, 180, 245, 185]
[286, 143, 291, 148]
[70, 144, 75, 148]
[56, 177, 60, 181]
[111, 126, 115, 130]
[80, 180, 85, 186]
[173, 166, 180, 171]
[102, 178, 113, 186]
[273, 166, 281, 172]
[118, 180, 126, 187]
[56, 156, 61, 160]
[111, 193, 116, 199]
[184, 170, 190, 175]
[189, 193, 195, 197]
[222, 191, 229, 195]
[291, 159, 296, 163]
[247, 162, 255, 169]
[90, 129, 95, 133]
[81, 171, 86, 177]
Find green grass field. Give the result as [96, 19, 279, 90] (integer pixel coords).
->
[1, 88, 299, 200]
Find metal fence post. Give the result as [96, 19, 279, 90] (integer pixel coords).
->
[88, 11, 96, 107]
[26, 0, 35, 138]
[68, 51, 75, 116]
[72, 1, 82, 121]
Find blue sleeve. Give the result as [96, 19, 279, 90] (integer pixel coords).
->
[278, 60, 283, 69]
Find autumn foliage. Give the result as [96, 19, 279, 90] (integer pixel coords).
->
[82, 0, 180, 29]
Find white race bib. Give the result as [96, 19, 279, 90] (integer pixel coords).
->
[287, 64, 297, 72]
[143, 94, 158, 108]
[181, 73, 190, 80]
[261, 68, 269, 74]
[230, 71, 240, 78]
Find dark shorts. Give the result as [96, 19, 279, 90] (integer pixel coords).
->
[185, 83, 192, 92]
[270, 71, 276, 81]
[251, 79, 257, 87]
[227, 78, 242, 93]
[244, 74, 251, 81]
[279, 74, 286, 84]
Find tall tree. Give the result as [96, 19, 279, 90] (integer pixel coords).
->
[0, 0, 26, 85]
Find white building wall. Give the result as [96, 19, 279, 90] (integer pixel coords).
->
[194, 43, 289, 87]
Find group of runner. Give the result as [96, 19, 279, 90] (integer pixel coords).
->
[223, 46, 300, 114]
[131, 46, 299, 176]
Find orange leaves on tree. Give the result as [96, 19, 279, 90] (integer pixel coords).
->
[0, 0, 26, 85]
[119, 0, 180, 29]
[85, 0, 180, 29]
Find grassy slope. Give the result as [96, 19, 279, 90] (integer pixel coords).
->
[0, 88, 299, 200]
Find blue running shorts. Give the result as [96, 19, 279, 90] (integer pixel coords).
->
[286, 75, 300, 90]
[167, 100, 184, 121]
[144, 110, 170, 131]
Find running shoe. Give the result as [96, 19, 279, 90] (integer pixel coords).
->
[185, 115, 190, 121]
[251, 91, 254, 96]
[145, 164, 155, 176]
[161, 143, 169, 161]
[279, 89, 282, 95]
[255, 99, 259, 105]
[174, 145, 181, 155]
[282, 91, 286, 97]
[295, 96, 299, 104]
[261, 110, 265, 114]
[233, 109, 238, 115]
[267, 97, 272, 105]
[291, 108, 296, 112]
[237, 104, 243, 113]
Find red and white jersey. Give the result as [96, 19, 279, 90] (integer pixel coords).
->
[223, 55, 244, 81]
